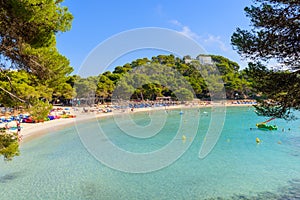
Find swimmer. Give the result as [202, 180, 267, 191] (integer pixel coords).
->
[256, 137, 261, 144]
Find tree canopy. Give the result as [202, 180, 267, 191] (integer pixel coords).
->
[0, 0, 73, 105]
[231, 0, 300, 119]
[71, 54, 251, 104]
[231, 0, 300, 69]
[0, 0, 73, 160]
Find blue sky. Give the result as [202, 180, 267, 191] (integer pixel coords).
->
[56, 0, 253, 74]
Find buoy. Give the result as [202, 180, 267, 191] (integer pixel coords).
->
[182, 135, 186, 141]
[179, 111, 184, 115]
[256, 137, 261, 144]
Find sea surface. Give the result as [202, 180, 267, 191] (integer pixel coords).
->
[0, 106, 300, 200]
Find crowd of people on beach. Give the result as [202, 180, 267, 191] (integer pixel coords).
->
[0, 106, 78, 142]
[230, 100, 257, 105]
[0, 99, 258, 143]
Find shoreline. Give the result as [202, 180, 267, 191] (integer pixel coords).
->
[8, 102, 255, 144]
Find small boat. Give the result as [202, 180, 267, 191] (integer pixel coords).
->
[256, 117, 277, 131]
[256, 123, 278, 131]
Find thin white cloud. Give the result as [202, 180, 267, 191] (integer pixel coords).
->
[155, 4, 164, 17]
[170, 19, 200, 40]
[170, 20, 182, 27]
[170, 20, 230, 53]
[203, 35, 229, 52]
[180, 26, 200, 40]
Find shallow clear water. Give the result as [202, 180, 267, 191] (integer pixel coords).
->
[0, 107, 300, 200]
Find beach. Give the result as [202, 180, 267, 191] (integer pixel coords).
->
[1, 104, 298, 200]
[0, 100, 256, 143]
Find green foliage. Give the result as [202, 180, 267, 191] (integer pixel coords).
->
[0, 0, 73, 161]
[173, 88, 194, 101]
[75, 76, 97, 98]
[93, 54, 250, 101]
[141, 83, 163, 100]
[0, 70, 50, 107]
[245, 62, 300, 120]
[0, 69, 75, 107]
[0, 0, 73, 73]
[0, 132, 20, 161]
[96, 74, 115, 100]
[232, 0, 300, 119]
[0, 0, 73, 103]
[231, 0, 300, 69]
[53, 82, 76, 100]
[29, 100, 53, 121]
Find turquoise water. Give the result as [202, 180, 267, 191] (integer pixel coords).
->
[1, 107, 300, 199]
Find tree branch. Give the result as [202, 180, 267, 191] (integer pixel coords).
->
[0, 86, 26, 103]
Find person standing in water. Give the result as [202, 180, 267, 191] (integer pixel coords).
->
[5, 122, 9, 129]
[16, 120, 22, 141]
